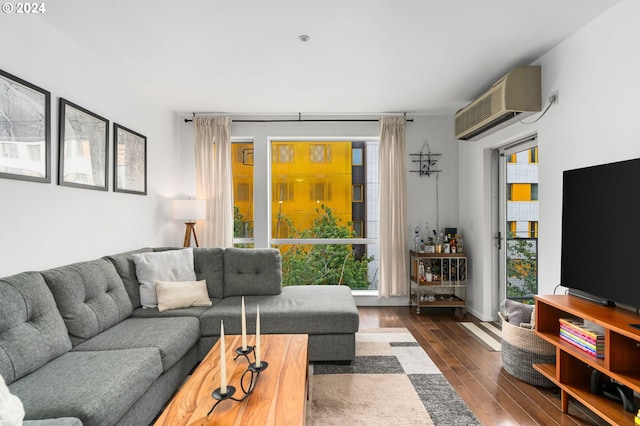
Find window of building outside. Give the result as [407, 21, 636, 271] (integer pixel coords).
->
[529, 221, 538, 239]
[269, 140, 379, 291]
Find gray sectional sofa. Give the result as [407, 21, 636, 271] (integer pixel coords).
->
[0, 247, 359, 425]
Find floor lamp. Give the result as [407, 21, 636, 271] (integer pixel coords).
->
[172, 199, 206, 247]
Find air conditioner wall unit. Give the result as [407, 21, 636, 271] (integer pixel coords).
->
[455, 66, 541, 141]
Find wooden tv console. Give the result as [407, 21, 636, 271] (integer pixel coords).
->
[534, 294, 640, 425]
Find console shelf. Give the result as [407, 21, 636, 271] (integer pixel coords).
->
[409, 251, 467, 314]
[534, 294, 640, 425]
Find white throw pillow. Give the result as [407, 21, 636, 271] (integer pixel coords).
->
[132, 248, 197, 308]
[0, 374, 25, 425]
[156, 280, 212, 312]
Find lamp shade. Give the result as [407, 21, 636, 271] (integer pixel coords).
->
[172, 199, 206, 221]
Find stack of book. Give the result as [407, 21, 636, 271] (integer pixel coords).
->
[559, 318, 605, 358]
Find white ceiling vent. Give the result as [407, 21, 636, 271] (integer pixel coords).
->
[455, 66, 541, 141]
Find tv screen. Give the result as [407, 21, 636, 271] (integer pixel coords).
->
[561, 157, 640, 309]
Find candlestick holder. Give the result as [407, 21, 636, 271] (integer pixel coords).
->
[207, 350, 269, 415]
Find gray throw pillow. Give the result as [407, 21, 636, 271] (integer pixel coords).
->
[132, 248, 197, 308]
[223, 248, 282, 297]
[503, 299, 534, 327]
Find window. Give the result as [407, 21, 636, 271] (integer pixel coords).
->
[274, 220, 292, 238]
[309, 144, 332, 163]
[231, 141, 254, 243]
[352, 184, 363, 202]
[352, 221, 364, 237]
[499, 137, 539, 303]
[237, 183, 251, 201]
[310, 182, 331, 201]
[272, 144, 293, 163]
[269, 140, 379, 290]
[274, 182, 294, 202]
[352, 148, 363, 166]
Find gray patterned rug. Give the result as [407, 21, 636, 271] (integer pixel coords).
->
[306, 328, 480, 426]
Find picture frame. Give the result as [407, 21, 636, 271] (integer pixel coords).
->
[113, 123, 147, 195]
[0, 69, 51, 183]
[58, 98, 109, 191]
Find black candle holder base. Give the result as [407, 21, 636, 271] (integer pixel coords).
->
[212, 385, 236, 401]
[234, 346, 254, 363]
[208, 385, 237, 415]
[248, 361, 268, 373]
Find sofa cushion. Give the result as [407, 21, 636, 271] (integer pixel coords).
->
[72, 317, 200, 372]
[193, 247, 225, 299]
[104, 247, 154, 309]
[9, 348, 162, 426]
[156, 280, 212, 312]
[223, 248, 282, 297]
[41, 259, 133, 346]
[199, 285, 358, 336]
[132, 248, 197, 308]
[0, 272, 72, 385]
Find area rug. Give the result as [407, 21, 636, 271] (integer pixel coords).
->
[306, 328, 480, 426]
[460, 321, 502, 351]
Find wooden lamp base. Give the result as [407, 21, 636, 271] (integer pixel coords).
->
[183, 222, 199, 247]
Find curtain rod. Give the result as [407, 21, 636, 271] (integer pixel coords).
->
[184, 113, 413, 123]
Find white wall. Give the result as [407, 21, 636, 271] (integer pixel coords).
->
[0, 17, 182, 277]
[178, 115, 459, 303]
[458, 0, 640, 320]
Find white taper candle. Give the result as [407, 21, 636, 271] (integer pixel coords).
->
[241, 296, 247, 350]
[255, 305, 261, 367]
[220, 320, 227, 394]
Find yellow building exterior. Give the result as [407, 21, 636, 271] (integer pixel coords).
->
[231, 141, 354, 239]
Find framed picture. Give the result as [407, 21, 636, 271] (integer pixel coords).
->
[113, 123, 147, 195]
[58, 98, 109, 191]
[0, 69, 51, 183]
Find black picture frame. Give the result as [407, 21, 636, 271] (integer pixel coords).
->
[58, 98, 109, 191]
[0, 69, 51, 183]
[113, 123, 147, 195]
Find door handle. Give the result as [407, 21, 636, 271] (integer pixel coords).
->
[495, 232, 503, 250]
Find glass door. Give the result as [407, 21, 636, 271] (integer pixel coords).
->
[497, 136, 539, 304]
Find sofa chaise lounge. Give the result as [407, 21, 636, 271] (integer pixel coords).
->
[0, 247, 359, 425]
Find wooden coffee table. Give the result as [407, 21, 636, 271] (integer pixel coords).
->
[154, 334, 309, 426]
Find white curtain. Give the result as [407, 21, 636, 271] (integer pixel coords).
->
[194, 116, 234, 247]
[378, 116, 409, 298]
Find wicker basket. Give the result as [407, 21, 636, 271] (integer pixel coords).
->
[499, 313, 556, 387]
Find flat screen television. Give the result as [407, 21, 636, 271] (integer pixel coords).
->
[561, 157, 640, 310]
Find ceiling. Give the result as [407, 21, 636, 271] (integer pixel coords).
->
[40, 0, 620, 116]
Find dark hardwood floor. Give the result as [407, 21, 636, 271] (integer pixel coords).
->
[357, 306, 608, 426]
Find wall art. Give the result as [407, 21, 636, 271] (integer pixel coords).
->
[0, 69, 51, 182]
[58, 98, 108, 190]
[114, 123, 146, 195]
